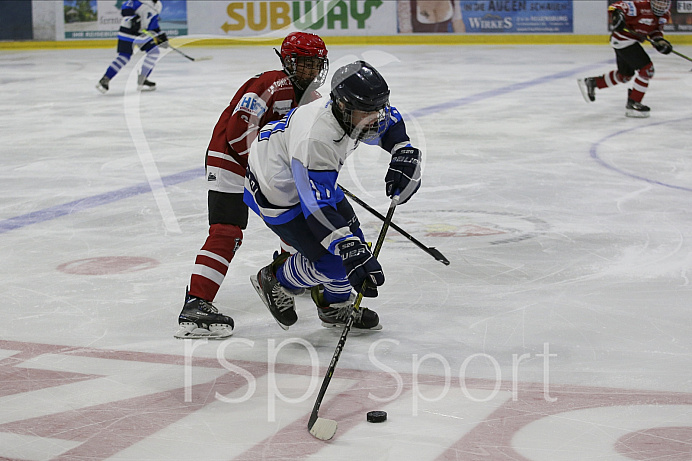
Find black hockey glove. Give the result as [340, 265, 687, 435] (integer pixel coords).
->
[385, 147, 421, 205]
[653, 38, 672, 55]
[337, 238, 384, 297]
[611, 8, 626, 31]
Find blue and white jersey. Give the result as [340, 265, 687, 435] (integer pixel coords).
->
[118, 0, 162, 43]
[244, 97, 411, 255]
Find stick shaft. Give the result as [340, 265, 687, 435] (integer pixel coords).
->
[622, 28, 692, 63]
[308, 197, 398, 430]
[169, 45, 195, 61]
[340, 185, 450, 265]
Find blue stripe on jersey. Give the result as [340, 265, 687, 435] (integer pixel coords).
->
[117, 31, 137, 42]
[292, 159, 350, 252]
[243, 188, 303, 224]
[292, 160, 339, 214]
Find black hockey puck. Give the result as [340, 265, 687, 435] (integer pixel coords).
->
[366, 411, 387, 423]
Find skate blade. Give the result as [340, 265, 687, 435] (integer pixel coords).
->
[625, 109, 650, 118]
[174, 323, 233, 339]
[319, 321, 383, 331]
[576, 79, 593, 103]
[250, 275, 290, 331]
[96, 84, 108, 94]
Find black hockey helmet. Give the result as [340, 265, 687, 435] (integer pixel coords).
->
[330, 61, 391, 141]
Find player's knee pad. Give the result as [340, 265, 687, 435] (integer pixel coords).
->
[313, 252, 348, 281]
[145, 46, 160, 58]
[207, 224, 243, 252]
[639, 62, 654, 79]
[617, 72, 632, 83]
[209, 224, 243, 242]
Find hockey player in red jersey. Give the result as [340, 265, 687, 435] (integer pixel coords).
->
[577, 0, 673, 118]
[174, 32, 329, 339]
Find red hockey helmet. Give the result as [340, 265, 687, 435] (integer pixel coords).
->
[277, 32, 329, 91]
[650, 0, 671, 16]
[280, 32, 328, 60]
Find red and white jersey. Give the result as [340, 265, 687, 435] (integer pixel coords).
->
[609, 0, 671, 49]
[205, 70, 320, 193]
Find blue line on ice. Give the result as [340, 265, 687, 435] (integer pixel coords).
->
[0, 62, 611, 234]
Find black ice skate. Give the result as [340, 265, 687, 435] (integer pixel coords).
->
[626, 91, 650, 118]
[577, 77, 596, 103]
[174, 291, 234, 339]
[250, 258, 299, 330]
[137, 74, 156, 91]
[96, 76, 110, 94]
[312, 288, 381, 330]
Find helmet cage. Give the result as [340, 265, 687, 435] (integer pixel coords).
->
[650, 0, 671, 15]
[282, 54, 329, 91]
[330, 61, 391, 141]
[333, 100, 391, 141]
[278, 32, 329, 91]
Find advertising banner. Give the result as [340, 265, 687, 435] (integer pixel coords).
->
[397, 0, 573, 34]
[63, 0, 188, 40]
[186, 1, 397, 37]
[676, 0, 692, 31]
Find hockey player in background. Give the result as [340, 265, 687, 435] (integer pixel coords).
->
[174, 32, 329, 339]
[577, 0, 673, 118]
[245, 61, 422, 331]
[96, 0, 168, 93]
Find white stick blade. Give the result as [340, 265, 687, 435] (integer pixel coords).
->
[309, 418, 337, 440]
[195, 56, 213, 61]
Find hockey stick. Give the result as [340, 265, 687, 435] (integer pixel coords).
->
[168, 44, 212, 62]
[339, 185, 450, 266]
[622, 28, 692, 63]
[308, 195, 399, 441]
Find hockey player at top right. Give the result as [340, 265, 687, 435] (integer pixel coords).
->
[577, 0, 673, 118]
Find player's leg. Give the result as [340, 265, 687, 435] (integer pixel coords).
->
[137, 40, 160, 91]
[617, 45, 653, 117]
[176, 191, 247, 339]
[96, 39, 133, 93]
[578, 48, 634, 103]
[252, 197, 380, 330]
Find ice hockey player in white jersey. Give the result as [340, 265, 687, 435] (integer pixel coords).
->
[244, 61, 422, 331]
[96, 0, 168, 93]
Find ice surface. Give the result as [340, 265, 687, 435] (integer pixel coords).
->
[1, 43, 691, 460]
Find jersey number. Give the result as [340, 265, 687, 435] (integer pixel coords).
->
[257, 108, 296, 142]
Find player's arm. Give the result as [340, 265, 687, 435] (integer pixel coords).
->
[225, 78, 273, 159]
[137, 1, 167, 45]
[370, 105, 422, 204]
[291, 158, 351, 253]
[292, 157, 383, 294]
[650, 12, 672, 53]
[608, 4, 627, 32]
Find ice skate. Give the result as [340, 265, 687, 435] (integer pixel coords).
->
[626, 91, 650, 118]
[577, 77, 596, 103]
[250, 261, 298, 330]
[137, 74, 156, 91]
[96, 76, 110, 94]
[312, 288, 381, 330]
[174, 291, 234, 339]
